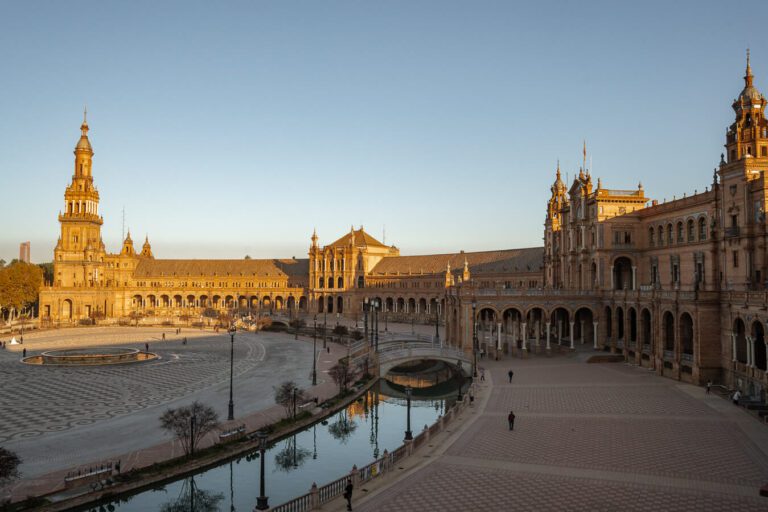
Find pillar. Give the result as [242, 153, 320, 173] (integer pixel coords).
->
[731, 334, 737, 362]
[593, 321, 598, 349]
[545, 322, 551, 351]
[746, 336, 753, 367]
[521, 322, 527, 351]
[557, 320, 562, 345]
[496, 322, 502, 358]
[631, 266, 637, 290]
[569, 321, 575, 350]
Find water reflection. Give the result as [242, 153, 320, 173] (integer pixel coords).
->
[88, 379, 461, 511]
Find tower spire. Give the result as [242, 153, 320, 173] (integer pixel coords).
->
[745, 48, 754, 87]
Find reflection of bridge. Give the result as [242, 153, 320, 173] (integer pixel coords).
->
[348, 335, 472, 377]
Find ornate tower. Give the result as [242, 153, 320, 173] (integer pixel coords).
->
[53, 113, 107, 287]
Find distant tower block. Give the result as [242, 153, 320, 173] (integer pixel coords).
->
[19, 241, 30, 263]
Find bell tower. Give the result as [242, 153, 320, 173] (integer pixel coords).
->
[54, 112, 106, 287]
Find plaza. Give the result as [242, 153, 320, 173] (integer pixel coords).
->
[353, 349, 768, 511]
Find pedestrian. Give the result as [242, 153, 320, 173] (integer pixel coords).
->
[22, 348, 27, 358]
[508, 370, 514, 383]
[145, 342, 149, 352]
[343, 478, 353, 511]
[183, 337, 187, 345]
[469, 391, 475, 404]
[706, 380, 712, 394]
[508, 410, 515, 431]
[480, 369, 485, 381]
[732, 389, 741, 405]
[162, 332, 165, 341]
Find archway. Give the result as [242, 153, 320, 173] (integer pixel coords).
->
[396, 297, 405, 313]
[299, 296, 307, 310]
[641, 308, 652, 349]
[408, 298, 416, 314]
[419, 298, 427, 315]
[275, 296, 284, 310]
[62, 299, 73, 320]
[286, 296, 296, 310]
[663, 311, 675, 352]
[613, 256, 633, 290]
[734, 318, 747, 363]
[680, 313, 694, 357]
[551, 307, 570, 345]
[174, 294, 183, 307]
[478, 307, 498, 355]
[337, 296, 343, 314]
[502, 308, 524, 352]
[133, 294, 143, 309]
[628, 307, 637, 344]
[574, 307, 594, 346]
[386, 297, 394, 312]
[605, 306, 612, 339]
[326, 296, 334, 314]
[752, 321, 766, 371]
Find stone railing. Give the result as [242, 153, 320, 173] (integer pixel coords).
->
[270, 391, 471, 512]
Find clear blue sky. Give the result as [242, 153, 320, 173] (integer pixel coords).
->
[0, 0, 764, 263]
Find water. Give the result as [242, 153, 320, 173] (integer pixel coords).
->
[86, 380, 459, 511]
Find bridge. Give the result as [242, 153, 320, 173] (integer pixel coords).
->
[348, 334, 472, 378]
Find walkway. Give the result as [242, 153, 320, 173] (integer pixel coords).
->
[354, 353, 768, 511]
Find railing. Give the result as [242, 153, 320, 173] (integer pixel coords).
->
[681, 353, 694, 363]
[270, 390, 470, 512]
[663, 350, 674, 360]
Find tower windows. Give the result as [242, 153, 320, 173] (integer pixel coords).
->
[733, 251, 740, 268]
[698, 217, 707, 240]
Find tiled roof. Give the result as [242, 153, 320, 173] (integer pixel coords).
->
[328, 228, 388, 248]
[369, 247, 543, 275]
[133, 258, 309, 278]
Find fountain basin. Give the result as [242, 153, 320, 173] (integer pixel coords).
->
[23, 347, 158, 366]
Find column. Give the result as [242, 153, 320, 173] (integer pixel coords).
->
[511, 320, 517, 347]
[746, 336, 753, 367]
[521, 322, 527, 351]
[631, 266, 637, 290]
[545, 323, 551, 351]
[557, 320, 562, 345]
[593, 321, 598, 349]
[569, 321, 575, 349]
[535, 321, 540, 347]
[496, 322, 502, 357]
[580, 320, 585, 345]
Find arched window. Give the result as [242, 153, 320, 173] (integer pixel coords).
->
[676, 222, 683, 243]
[337, 277, 343, 289]
[698, 217, 707, 240]
[318, 277, 324, 288]
[687, 219, 694, 242]
[328, 278, 334, 289]
[357, 276, 364, 288]
[649, 227, 655, 247]
[667, 224, 673, 245]
[658, 225, 664, 245]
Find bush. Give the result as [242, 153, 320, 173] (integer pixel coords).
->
[333, 325, 349, 335]
[350, 330, 363, 340]
[78, 318, 94, 326]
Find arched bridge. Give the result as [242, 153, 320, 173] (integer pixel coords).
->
[349, 335, 471, 377]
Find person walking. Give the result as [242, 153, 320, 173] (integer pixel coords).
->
[732, 389, 741, 405]
[706, 380, 712, 394]
[22, 348, 27, 358]
[480, 368, 485, 381]
[508, 370, 514, 383]
[508, 410, 515, 431]
[343, 478, 354, 511]
[144, 342, 149, 352]
[162, 332, 166, 341]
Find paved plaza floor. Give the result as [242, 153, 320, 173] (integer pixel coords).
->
[354, 352, 768, 511]
[0, 326, 317, 481]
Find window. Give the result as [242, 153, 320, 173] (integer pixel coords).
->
[672, 264, 680, 284]
[649, 227, 655, 247]
[676, 222, 683, 243]
[733, 251, 739, 268]
[762, 146, 767, 157]
[732, 214, 738, 227]
[658, 225, 664, 245]
[699, 217, 707, 240]
[667, 224, 673, 244]
[687, 219, 694, 242]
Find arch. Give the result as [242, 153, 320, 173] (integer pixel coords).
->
[337, 296, 343, 314]
[386, 297, 394, 312]
[574, 307, 594, 345]
[550, 307, 570, 344]
[274, 296, 284, 310]
[187, 294, 196, 307]
[419, 298, 427, 313]
[666, 223, 673, 245]
[407, 298, 416, 313]
[286, 296, 296, 310]
[648, 226, 655, 246]
[698, 216, 707, 240]
[396, 297, 405, 312]
[238, 295, 248, 308]
[250, 296, 259, 309]
[299, 296, 308, 310]
[327, 296, 334, 313]
[676, 221, 684, 243]
[628, 307, 637, 343]
[262, 296, 272, 309]
[357, 276, 364, 288]
[686, 219, 695, 242]
[174, 294, 183, 307]
[337, 277, 343, 289]
[147, 294, 157, 308]
[641, 308, 652, 347]
[663, 311, 675, 351]
[734, 318, 747, 363]
[132, 294, 144, 309]
[199, 295, 208, 308]
[161, 294, 170, 308]
[752, 321, 766, 371]
[680, 313, 694, 356]
[616, 306, 625, 340]
[605, 306, 612, 338]
[613, 256, 633, 290]
[62, 299, 73, 320]
[212, 295, 221, 308]
[328, 278, 334, 289]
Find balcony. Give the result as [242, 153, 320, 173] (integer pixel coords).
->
[725, 226, 740, 237]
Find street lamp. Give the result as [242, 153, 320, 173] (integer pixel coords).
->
[472, 300, 478, 378]
[434, 300, 440, 343]
[228, 325, 236, 421]
[363, 298, 370, 346]
[312, 316, 318, 386]
[373, 298, 380, 352]
[323, 311, 327, 349]
[255, 431, 269, 510]
[404, 385, 413, 441]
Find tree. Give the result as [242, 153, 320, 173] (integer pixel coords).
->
[159, 402, 219, 456]
[274, 381, 308, 419]
[328, 360, 352, 392]
[327, 410, 357, 444]
[0, 447, 21, 484]
[37, 262, 54, 283]
[0, 262, 42, 324]
[159, 477, 223, 512]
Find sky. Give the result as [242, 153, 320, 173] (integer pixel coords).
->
[0, 0, 765, 263]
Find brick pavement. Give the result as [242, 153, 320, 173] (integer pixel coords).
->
[355, 353, 768, 511]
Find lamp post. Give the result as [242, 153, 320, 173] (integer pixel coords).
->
[255, 431, 269, 510]
[312, 316, 318, 386]
[373, 298, 380, 353]
[404, 385, 413, 441]
[472, 300, 478, 378]
[323, 311, 327, 349]
[434, 301, 440, 343]
[363, 298, 370, 346]
[384, 308, 388, 333]
[227, 325, 235, 421]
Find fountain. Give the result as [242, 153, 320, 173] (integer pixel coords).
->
[22, 347, 158, 366]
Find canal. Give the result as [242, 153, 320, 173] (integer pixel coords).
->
[83, 379, 462, 511]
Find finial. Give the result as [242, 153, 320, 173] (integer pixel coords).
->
[84, 105, 87, 124]
[745, 48, 754, 87]
[597, 177, 602, 189]
[638, 181, 643, 189]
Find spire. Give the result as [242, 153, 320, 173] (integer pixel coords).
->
[582, 140, 587, 171]
[745, 48, 753, 88]
[311, 228, 318, 248]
